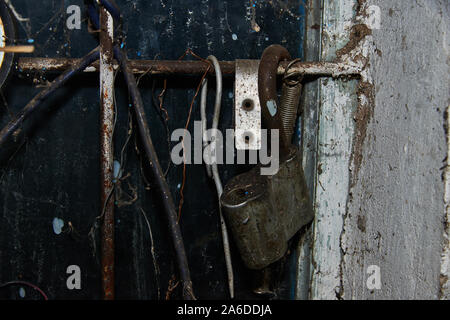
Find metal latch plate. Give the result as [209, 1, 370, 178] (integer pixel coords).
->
[234, 59, 261, 150]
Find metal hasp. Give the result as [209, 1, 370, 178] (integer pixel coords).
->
[221, 45, 314, 271]
[235, 60, 261, 150]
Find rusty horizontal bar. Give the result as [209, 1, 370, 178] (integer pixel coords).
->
[17, 57, 362, 78]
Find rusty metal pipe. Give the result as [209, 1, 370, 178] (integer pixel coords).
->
[16, 58, 361, 77]
[99, 7, 115, 300]
[17, 58, 233, 75]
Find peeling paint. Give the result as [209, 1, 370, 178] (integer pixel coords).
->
[52, 217, 64, 235]
[441, 104, 450, 299]
[267, 100, 277, 117]
[308, 0, 380, 300]
[309, 0, 359, 300]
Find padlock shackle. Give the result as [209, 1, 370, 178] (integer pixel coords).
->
[258, 44, 292, 154]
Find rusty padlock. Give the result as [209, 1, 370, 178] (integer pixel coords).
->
[221, 45, 314, 271]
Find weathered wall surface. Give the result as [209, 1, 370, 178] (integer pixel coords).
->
[341, 0, 449, 299]
[301, 0, 449, 300]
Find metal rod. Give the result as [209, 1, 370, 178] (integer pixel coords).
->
[0, 45, 34, 53]
[114, 46, 196, 300]
[17, 58, 361, 77]
[0, 48, 99, 148]
[258, 44, 292, 154]
[99, 7, 115, 300]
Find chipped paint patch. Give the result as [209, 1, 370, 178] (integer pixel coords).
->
[310, 79, 357, 300]
[113, 160, 121, 180]
[52, 217, 64, 235]
[364, 5, 381, 30]
[267, 100, 277, 117]
[309, 0, 357, 300]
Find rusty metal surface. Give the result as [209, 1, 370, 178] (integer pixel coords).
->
[99, 7, 115, 300]
[279, 81, 302, 145]
[221, 147, 313, 270]
[234, 60, 261, 150]
[16, 57, 362, 77]
[258, 45, 292, 154]
[279, 61, 304, 146]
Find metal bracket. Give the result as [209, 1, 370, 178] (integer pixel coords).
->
[234, 59, 261, 150]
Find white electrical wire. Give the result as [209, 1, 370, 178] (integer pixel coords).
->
[200, 77, 212, 178]
[200, 55, 234, 299]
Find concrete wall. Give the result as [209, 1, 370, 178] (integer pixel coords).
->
[342, 0, 449, 300]
[299, 0, 449, 299]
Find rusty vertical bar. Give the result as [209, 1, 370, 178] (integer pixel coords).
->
[99, 7, 115, 300]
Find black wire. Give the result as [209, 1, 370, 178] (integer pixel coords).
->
[114, 46, 196, 300]
[0, 47, 100, 148]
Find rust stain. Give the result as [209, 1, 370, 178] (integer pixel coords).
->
[336, 24, 372, 58]
[334, 0, 376, 187]
[357, 215, 366, 233]
[99, 7, 115, 301]
[350, 80, 375, 187]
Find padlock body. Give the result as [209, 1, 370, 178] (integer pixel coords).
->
[221, 147, 313, 270]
